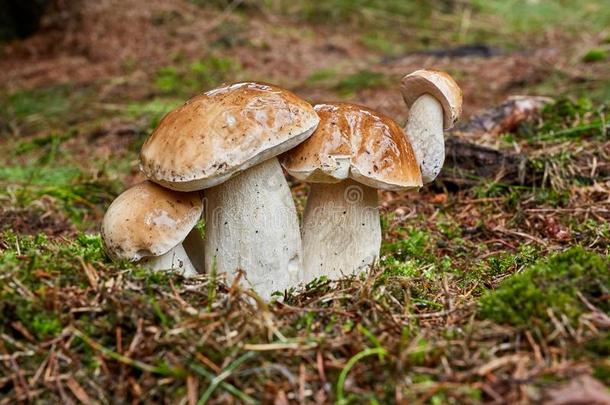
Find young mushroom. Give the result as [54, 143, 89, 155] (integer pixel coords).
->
[281, 103, 422, 282]
[401, 70, 462, 183]
[140, 82, 319, 299]
[101, 181, 203, 277]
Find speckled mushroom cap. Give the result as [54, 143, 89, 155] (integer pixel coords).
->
[140, 82, 320, 191]
[401, 70, 462, 129]
[101, 181, 203, 262]
[281, 103, 422, 190]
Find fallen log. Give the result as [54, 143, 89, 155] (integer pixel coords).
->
[439, 96, 553, 188]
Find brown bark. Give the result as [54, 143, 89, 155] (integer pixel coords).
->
[439, 96, 553, 188]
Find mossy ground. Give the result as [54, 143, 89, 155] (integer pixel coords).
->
[0, 1, 609, 403]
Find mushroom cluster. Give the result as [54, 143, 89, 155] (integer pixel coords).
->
[101, 71, 462, 299]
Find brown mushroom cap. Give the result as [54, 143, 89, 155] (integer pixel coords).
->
[401, 70, 463, 129]
[281, 102, 422, 190]
[101, 181, 203, 262]
[140, 82, 319, 191]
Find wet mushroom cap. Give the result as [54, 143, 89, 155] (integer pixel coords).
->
[101, 181, 203, 261]
[401, 70, 463, 129]
[140, 82, 320, 191]
[281, 102, 422, 190]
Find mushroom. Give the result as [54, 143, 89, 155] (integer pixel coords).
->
[101, 181, 203, 276]
[281, 103, 422, 282]
[140, 82, 319, 298]
[400, 70, 462, 183]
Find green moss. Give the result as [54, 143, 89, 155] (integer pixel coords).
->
[586, 332, 610, 357]
[382, 227, 431, 262]
[517, 98, 607, 142]
[582, 48, 608, 63]
[306, 68, 339, 85]
[0, 85, 94, 134]
[360, 32, 408, 55]
[154, 56, 241, 95]
[481, 244, 539, 278]
[478, 247, 610, 328]
[1, 86, 70, 120]
[0, 164, 120, 223]
[334, 70, 389, 95]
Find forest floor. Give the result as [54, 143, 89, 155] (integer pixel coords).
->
[0, 1, 609, 403]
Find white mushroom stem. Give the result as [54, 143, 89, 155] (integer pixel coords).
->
[204, 158, 302, 299]
[404, 93, 445, 184]
[140, 244, 198, 277]
[302, 179, 381, 282]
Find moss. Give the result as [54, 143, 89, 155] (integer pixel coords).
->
[154, 55, 241, 95]
[480, 244, 539, 278]
[334, 70, 389, 95]
[585, 332, 610, 359]
[306, 68, 339, 86]
[582, 48, 608, 63]
[517, 98, 607, 142]
[478, 247, 610, 328]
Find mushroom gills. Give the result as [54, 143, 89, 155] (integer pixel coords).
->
[404, 94, 445, 184]
[140, 243, 198, 277]
[302, 179, 381, 282]
[204, 157, 303, 299]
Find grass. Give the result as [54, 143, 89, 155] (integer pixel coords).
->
[154, 55, 241, 96]
[0, 85, 84, 134]
[516, 98, 609, 142]
[203, 0, 610, 49]
[2, 87, 607, 403]
[306, 69, 390, 96]
[583, 48, 608, 63]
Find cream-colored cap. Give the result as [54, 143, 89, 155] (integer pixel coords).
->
[401, 70, 462, 129]
[101, 181, 203, 261]
[140, 82, 319, 191]
[281, 102, 422, 190]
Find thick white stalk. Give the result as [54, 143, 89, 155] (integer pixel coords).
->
[141, 244, 198, 277]
[405, 94, 445, 184]
[204, 158, 302, 299]
[302, 179, 381, 282]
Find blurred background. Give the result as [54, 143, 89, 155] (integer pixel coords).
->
[0, 0, 610, 229]
[0, 0, 608, 230]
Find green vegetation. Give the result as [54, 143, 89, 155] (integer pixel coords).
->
[479, 247, 610, 328]
[582, 48, 608, 63]
[517, 98, 608, 142]
[154, 55, 241, 96]
[1, 1, 609, 402]
[305, 68, 390, 96]
[203, 0, 610, 48]
[334, 70, 389, 95]
[0, 151, 120, 223]
[473, 0, 610, 37]
[0, 85, 88, 133]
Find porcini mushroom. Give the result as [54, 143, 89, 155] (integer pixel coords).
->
[101, 181, 203, 277]
[281, 103, 422, 282]
[140, 82, 319, 298]
[401, 70, 462, 183]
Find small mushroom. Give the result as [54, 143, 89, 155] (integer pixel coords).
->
[101, 181, 203, 276]
[401, 70, 462, 183]
[140, 82, 319, 298]
[281, 103, 422, 282]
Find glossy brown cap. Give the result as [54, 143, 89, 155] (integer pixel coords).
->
[101, 181, 203, 261]
[281, 103, 422, 190]
[401, 70, 462, 129]
[140, 82, 319, 191]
